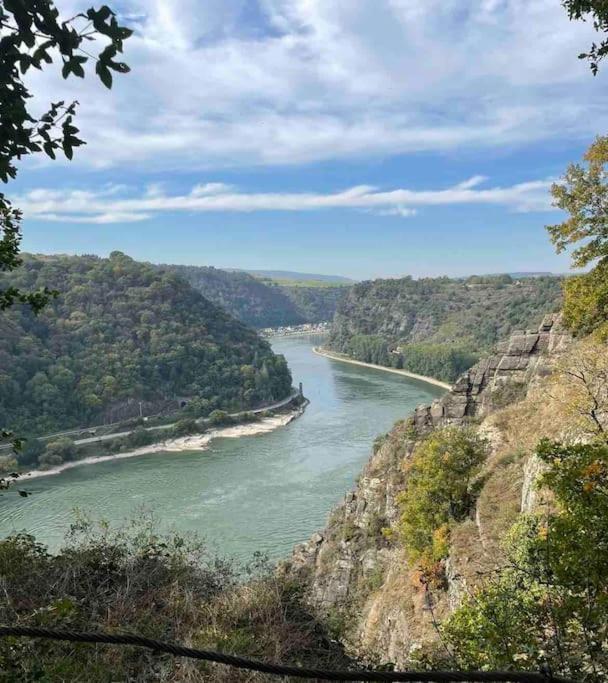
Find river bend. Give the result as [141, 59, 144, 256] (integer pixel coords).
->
[0, 335, 443, 561]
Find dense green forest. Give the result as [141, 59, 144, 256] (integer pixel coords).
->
[280, 284, 347, 324]
[163, 264, 347, 328]
[329, 275, 563, 382]
[0, 253, 292, 435]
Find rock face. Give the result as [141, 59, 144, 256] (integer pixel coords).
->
[285, 314, 572, 666]
[413, 314, 571, 430]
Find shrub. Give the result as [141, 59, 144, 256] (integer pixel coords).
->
[172, 418, 201, 437]
[124, 426, 157, 448]
[38, 438, 77, 468]
[0, 519, 351, 681]
[396, 427, 489, 576]
[208, 410, 231, 426]
[439, 439, 608, 681]
[15, 437, 44, 467]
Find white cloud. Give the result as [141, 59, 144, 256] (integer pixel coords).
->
[16, 175, 554, 223]
[191, 182, 234, 196]
[455, 176, 488, 190]
[36, 212, 151, 224]
[376, 207, 418, 218]
[21, 0, 606, 171]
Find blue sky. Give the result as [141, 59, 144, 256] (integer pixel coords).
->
[14, 0, 608, 280]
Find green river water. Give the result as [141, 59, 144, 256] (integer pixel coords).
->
[0, 335, 443, 562]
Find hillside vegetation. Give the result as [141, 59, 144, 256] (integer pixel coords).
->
[0, 253, 292, 435]
[164, 264, 348, 328]
[329, 274, 563, 382]
[0, 519, 351, 682]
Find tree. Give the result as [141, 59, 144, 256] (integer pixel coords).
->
[562, 258, 608, 337]
[551, 338, 608, 442]
[38, 437, 76, 468]
[0, 0, 132, 312]
[441, 439, 608, 680]
[0, 0, 132, 478]
[548, 136, 608, 269]
[547, 137, 608, 335]
[397, 427, 489, 581]
[563, 1, 608, 74]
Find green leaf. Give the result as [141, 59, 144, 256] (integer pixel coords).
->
[110, 61, 130, 74]
[43, 142, 56, 160]
[96, 61, 113, 89]
[72, 61, 85, 78]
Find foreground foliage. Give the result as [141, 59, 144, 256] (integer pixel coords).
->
[0, 519, 350, 682]
[0, 252, 292, 437]
[0, 0, 131, 311]
[439, 439, 608, 681]
[563, 1, 608, 74]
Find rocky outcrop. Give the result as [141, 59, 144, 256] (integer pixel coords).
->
[286, 313, 572, 666]
[413, 314, 570, 430]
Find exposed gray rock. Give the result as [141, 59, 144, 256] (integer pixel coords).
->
[287, 312, 572, 664]
[413, 314, 571, 431]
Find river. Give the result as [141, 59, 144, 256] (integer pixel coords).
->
[0, 335, 443, 562]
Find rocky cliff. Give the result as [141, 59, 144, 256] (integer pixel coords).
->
[284, 314, 572, 666]
[413, 314, 571, 428]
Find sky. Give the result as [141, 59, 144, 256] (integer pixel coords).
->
[13, 0, 608, 280]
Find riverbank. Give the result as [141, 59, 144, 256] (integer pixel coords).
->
[0, 334, 443, 560]
[312, 347, 452, 391]
[20, 402, 308, 482]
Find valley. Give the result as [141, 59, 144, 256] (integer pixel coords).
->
[0, 334, 443, 559]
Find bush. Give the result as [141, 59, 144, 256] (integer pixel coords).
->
[438, 440, 608, 681]
[0, 519, 352, 681]
[396, 427, 489, 576]
[123, 426, 157, 449]
[172, 418, 200, 437]
[208, 410, 231, 426]
[15, 437, 44, 467]
[38, 438, 77, 468]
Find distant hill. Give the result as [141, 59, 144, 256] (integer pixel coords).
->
[508, 271, 556, 279]
[231, 269, 355, 285]
[0, 253, 292, 434]
[163, 264, 349, 328]
[329, 274, 564, 382]
[464, 271, 556, 279]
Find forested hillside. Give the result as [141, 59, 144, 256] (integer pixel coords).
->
[164, 264, 347, 327]
[280, 284, 347, 324]
[329, 275, 563, 381]
[0, 253, 292, 434]
[164, 264, 306, 328]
